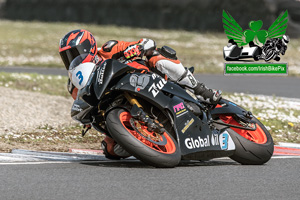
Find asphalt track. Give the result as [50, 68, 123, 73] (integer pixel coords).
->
[0, 66, 300, 98]
[0, 153, 300, 200]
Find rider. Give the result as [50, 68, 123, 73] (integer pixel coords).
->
[59, 29, 222, 159]
[262, 35, 290, 61]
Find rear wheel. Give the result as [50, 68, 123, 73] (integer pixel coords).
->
[106, 108, 181, 168]
[217, 115, 274, 165]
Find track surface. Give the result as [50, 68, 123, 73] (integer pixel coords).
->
[0, 157, 300, 200]
[1, 66, 300, 98]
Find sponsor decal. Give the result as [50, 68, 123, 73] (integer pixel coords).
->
[129, 73, 166, 96]
[173, 102, 188, 117]
[151, 73, 158, 79]
[148, 77, 167, 97]
[97, 62, 106, 85]
[72, 104, 82, 112]
[184, 132, 236, 150]
[130, 74, 150, 92]
[181, 118, 194, 133]
[185, 135, 210, 149]
[211, 133, 220, 146]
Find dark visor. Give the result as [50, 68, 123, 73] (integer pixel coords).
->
[59, 39, 92, 70]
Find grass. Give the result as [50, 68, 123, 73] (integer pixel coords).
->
[0, 125, 104, 152]
[0, 20, 300, 75]
[0, 72, 69, 97]
[225, 93, 300, 144]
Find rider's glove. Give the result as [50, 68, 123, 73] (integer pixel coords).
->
[123, 44, 143, 59]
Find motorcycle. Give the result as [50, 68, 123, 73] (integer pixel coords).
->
[71, 57, 274, 168]
[261, 44, 281, 62]
[260, 37, 289, 62]
[223, 40, 261, 61]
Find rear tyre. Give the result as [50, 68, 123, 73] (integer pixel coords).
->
[217, 116, 274, 165]
[106, 108, 181, 168]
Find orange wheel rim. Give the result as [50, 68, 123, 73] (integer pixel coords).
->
[219, 115, 267, 144]
[119, 111, 176, 154]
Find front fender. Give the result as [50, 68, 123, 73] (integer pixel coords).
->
[210, 98, 248, 117]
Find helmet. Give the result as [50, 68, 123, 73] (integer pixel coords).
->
[282, 35, 290, 46]
[59, 29, 99, 70]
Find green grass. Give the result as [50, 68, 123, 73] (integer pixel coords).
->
[0, 20, 299, 75]
[0, 72, 69, 96]
[225, 93, 300, 144]
[0, 125, 104, 152]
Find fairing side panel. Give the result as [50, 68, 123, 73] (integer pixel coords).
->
[115, 73, 235, 155]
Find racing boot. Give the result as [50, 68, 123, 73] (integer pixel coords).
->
[101, 136, 131, 160]
[147, 45, 222, 104]
[194, 83, 222, 104]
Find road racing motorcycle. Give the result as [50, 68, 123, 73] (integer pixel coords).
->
[70, 57, 274, 168]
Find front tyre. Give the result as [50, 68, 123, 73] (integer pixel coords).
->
[106, 108, 181, 168]
[218, 115, 274, 165]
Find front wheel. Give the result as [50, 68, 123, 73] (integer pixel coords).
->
[106, 108, 181, 168]
[218, 115, 274, 165]
[264, 49, 275, 61]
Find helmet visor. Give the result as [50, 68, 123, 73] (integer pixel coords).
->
[60, 48, 82, 70]
[69, 54, 89, 71]
[59, 39, 92, 70]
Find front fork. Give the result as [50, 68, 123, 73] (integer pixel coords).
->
[124, 92, 143, 108]
[124, 92, 165, 134]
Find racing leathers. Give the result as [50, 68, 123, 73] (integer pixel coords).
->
[69, 38, 222, 159]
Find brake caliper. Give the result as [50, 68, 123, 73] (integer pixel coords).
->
[130, 104, 165, 134]
[235, 111, 256, 130]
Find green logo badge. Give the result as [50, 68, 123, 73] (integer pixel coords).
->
[222, 10, 289, 75]
[223, 10, 288, 46]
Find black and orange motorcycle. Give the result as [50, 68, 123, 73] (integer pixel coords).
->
[70, 56, 274, 168]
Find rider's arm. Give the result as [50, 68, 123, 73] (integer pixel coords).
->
[97, 39, 143, 60]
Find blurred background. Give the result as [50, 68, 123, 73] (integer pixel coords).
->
[0, 0, 299, 74]
[1, 0, 300, 35]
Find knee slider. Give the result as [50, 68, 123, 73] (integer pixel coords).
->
[158, 46, 177, 60]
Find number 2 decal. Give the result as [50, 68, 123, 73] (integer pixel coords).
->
[76, 71, 83, 85]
